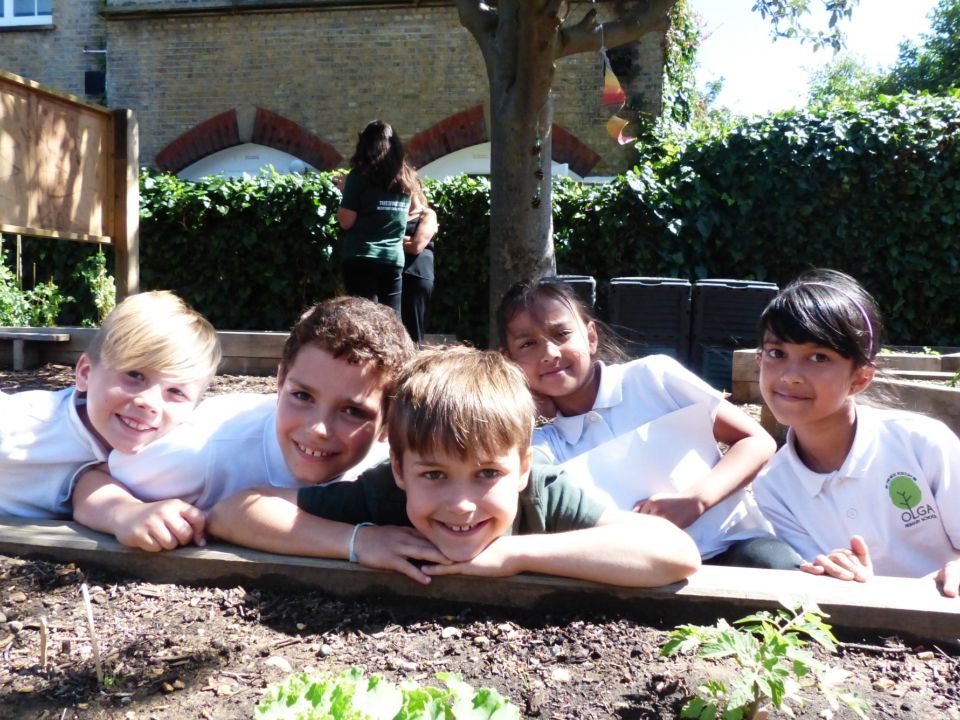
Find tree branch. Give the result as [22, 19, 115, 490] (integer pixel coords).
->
[557, 0, 677, 58]
[456, 0, 498, 62]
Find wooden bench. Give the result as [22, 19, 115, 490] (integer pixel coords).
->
[0, 330, 71, 371]
[1, 518, 957, 643]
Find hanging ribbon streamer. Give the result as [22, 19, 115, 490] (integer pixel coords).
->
[601, 51, 635, 146]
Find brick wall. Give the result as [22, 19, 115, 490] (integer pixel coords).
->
[0, 0, 106, 102]
[1, 1, 665, 176]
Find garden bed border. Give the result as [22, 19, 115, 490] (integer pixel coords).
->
[1, 518, 957, 643]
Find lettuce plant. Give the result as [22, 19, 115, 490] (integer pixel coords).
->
[255, 667, 519, 720]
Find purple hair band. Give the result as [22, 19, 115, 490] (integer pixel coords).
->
[795, 282, 875, 355]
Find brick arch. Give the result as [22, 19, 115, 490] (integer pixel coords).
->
[406, 106, 488, 169]
[154, 107, 341, 173]
[550, 124, 601, 177]
[406, 106, 600, 177]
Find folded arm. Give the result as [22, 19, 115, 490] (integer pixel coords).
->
[423, 509, 700, 587]
[635, 399, 776, 528]
[207, 487, 450, 584]
[403, 207, 438, 255]
[72, 466, 205, 552]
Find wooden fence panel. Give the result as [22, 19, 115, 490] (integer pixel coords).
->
[0, 70, 139, 298]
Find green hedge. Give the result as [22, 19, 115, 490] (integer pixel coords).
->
[5, 94, 959, 346]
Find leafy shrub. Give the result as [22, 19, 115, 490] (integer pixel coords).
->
[13, 93, 956, 345]
[0, 251, 72, 327]
[76, 250, 116, 326]
[662, 600, 869, 719]
[139, 169, 342, 331]
[634, 94, 960, 345]
[256, 667, 519, 720]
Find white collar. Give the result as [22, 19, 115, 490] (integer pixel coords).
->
[784, 405, 877, 496]
[550, 361, 622, 445]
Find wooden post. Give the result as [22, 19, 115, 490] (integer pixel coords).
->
[112, 108, 140, 300]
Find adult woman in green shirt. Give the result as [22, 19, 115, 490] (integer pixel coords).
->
[337, 120, 419, 315]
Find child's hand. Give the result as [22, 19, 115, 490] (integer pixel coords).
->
[633, 493, 707, 529]
[934, 559, 960, 598]
[113, 500, 206, 552]
[801, 534, 873, 582]
[421, 537, 518, 579]
[354, 525, 451, 585]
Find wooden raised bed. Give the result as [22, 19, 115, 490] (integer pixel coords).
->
[1, 518, 958, 642]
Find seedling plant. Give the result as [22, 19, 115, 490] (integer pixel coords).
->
[661, 600, 870, 719]
[256, 667, 520, 719]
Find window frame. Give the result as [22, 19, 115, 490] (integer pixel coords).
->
[0, 0, 54, 28]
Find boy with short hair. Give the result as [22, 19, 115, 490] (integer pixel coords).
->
[72, 296, 414, 552]
[208, 346, 701, 587]
[0, 290, 221, 518]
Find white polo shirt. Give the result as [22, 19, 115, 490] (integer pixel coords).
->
[0, 387, 106, 518]
[532, 357, 773, 558]
[532, 356, 724, 464]
[107, 393, 387, 511]
[754, 405, 960, 577]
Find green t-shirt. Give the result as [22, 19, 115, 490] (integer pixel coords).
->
[339, 170, 410, 267]
[296, 461, 606, 535]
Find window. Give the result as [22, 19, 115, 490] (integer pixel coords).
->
[0, 0, 53, 28]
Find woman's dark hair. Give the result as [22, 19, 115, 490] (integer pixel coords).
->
[495, 278, 625, 363]
[759, 268, 883, 368]
[350, 120, 418, 195]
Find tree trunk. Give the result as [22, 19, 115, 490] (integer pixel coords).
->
[486, 6, 557, 343]
[456, 0, 677, 344]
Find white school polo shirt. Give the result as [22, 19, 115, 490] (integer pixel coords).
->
[754, 405, 960, 578]
[0, 387, 106, 518]
[532, 356, 723, 464]
[531, 357, 772, 558]
[557, 402, 774, 559]
[107, 393, 388, 511]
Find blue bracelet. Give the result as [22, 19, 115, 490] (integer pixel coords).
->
[348, 522, 375, 563]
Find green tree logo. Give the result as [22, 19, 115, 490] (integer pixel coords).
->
[888, 474, 922, 510]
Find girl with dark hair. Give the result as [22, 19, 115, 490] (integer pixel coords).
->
[496, 279, 797, 570]
[337, 120, 419, 314]
[754, 269, 960, 594]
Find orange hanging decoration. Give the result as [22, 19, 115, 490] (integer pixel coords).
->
[602, 51, 635, 145]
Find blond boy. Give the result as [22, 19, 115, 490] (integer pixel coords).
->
[209, 346, 700, 587]
[0, 291, 220, 518]
[73, 297, 414, 552]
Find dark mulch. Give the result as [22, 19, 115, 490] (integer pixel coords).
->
[1, 365, 958, 719]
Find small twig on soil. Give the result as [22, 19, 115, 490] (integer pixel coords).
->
[39, 615, 48, 672]
[841, 641, 909, 655]
[270, 637, 303, 651]
[220, 671, 256, 681]
[81, 583, 104, 683]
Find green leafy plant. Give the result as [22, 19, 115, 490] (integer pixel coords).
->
[255, 667, 519, 720]
[661, 600, 870, 719]
[75, 249, 115, 326]
[0, 251, 71, 327]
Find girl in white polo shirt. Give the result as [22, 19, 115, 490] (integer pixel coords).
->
[496, 279, 800, 570]
[753, 269, 960, 596]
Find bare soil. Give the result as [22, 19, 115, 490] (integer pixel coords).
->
[1, 365, 959, 720]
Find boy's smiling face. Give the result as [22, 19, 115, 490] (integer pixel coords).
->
[276, 344, 386, 484]
[391, 445, 531, 562]
[75, 354, 205, 454]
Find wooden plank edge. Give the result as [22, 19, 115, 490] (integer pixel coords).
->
[0, 224, 112, 245]
[1, 519, 957, 642]
[0, 332, 70, 341]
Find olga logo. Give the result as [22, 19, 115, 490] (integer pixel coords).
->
[886, 472, 937, 528]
